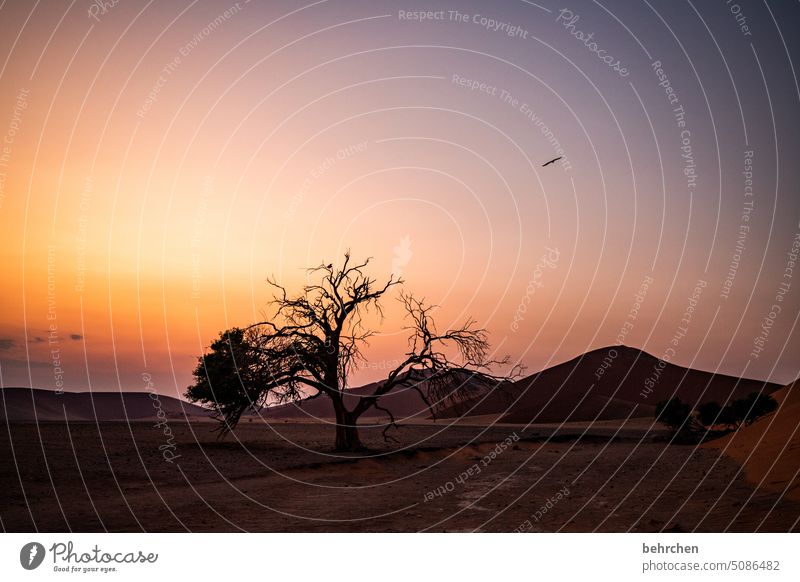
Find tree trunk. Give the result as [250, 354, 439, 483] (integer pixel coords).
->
[333, 407, 363, 452]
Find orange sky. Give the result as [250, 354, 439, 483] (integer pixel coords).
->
[1, 0, 798, 397]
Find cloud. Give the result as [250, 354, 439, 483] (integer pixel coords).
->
[0, 357, 52, 369]
[0, 338, 15, 350]
[69, 334, 83, 341]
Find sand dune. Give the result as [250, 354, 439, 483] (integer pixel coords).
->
[704, 379, 800, 500]
[0, 387, 211, 422]
[261, 370, 497, 422]
[439, 345, 781, 424]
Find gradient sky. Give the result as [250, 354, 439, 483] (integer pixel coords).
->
[1, 0, 798, 399]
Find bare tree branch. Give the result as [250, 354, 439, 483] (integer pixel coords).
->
[186, 253, 520, 451]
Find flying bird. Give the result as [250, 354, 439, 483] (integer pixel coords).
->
[542, 156, 562, 167]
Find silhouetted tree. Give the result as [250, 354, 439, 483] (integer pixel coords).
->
[717, 404, 738, 430]
[186, 252, 521, 451]
[655, 397, 701, 435]
[696, 401, 722, 428]
[732, 392, 778, 427]
[686, 393, 778, 434]
[695, 400, 741, 432]
[186, 328, 279, 430]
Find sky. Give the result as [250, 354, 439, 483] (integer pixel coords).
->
[0, 0, 798, 398]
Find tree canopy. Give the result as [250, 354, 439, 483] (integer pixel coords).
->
[655, 391, 779, 441]
[187, 252, 521, 450]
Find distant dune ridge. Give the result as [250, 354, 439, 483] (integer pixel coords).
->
[438, 345, 782, 424]
[0, 387, 211, 422]
[259, 368, 501, 422]
[1, 346, 781, 425]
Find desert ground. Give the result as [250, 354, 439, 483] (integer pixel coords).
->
[2, 417, 797, 532]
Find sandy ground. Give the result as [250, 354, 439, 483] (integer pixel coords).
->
[1, 419, 798, 532]
[704, 382, 800, 501]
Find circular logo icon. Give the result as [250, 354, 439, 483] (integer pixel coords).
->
[20, 542, 46, 570]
